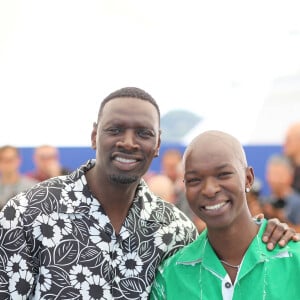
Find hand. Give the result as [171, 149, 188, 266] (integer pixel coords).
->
[261, 217, 300, 250]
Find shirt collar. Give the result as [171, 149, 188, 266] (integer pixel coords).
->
[175, 219, 291, 270]
[58, 160, 168, 226]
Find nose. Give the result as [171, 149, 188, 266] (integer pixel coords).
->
[116, 130, 139, 150]
[201, 177, 220, 198]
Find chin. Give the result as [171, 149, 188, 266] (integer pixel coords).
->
[110, 174, 139, 184]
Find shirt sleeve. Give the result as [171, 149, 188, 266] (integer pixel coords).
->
[0, 197, 37, 299]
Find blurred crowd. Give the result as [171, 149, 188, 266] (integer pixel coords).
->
[2, 121, 300, 232]
[0, 145, 70, 210]
[145, 121, 300, 233]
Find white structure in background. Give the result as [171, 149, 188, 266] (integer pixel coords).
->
[250, 74, 300, 145]
[183, 74, 300, 146]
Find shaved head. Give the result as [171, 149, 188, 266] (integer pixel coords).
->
[183, 130, 248, 169]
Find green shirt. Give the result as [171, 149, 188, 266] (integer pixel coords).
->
[150, 219, 300, 300]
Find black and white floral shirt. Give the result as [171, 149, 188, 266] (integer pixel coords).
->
[0, 160, 198, 300]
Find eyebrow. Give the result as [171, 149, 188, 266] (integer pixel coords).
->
[185, 163, 231, 176]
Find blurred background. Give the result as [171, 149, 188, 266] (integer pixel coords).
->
[1, 0, 300, 196]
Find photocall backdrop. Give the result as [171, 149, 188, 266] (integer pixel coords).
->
[18, 144, 282, 197]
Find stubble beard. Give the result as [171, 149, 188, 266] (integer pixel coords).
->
[109, 174, 139, 184]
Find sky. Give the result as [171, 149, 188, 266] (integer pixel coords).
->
[1, 0, 300, 146]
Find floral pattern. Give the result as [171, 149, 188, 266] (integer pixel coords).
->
[0, 160, 197, 300]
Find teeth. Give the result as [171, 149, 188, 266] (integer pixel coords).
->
[115, 157, 136, 163]
[205, 202, 226, 211]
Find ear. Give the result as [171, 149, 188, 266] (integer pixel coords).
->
[91, 122, 97, 150]
[245, 166, 255, 190]
[154, 130, 162, 157]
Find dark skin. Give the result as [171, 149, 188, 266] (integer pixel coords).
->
[184, 130, 299, 282]
[86, 96, 299, 245]
[86, 97, 161, 233]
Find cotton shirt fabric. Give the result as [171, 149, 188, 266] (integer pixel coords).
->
[0, 160, 198, 300]
[150, 219, 300, 300]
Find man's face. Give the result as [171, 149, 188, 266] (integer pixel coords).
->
[184, 137, 252, 229]
[0, 148, 20, 175]
[266, 163, 293, 195]
[34, 147, 59, 174]
[162, 152, 182, 182]
[92, 97, 161, 185]
[284, 126, 300, 159]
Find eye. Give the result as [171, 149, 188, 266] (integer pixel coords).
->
[185, 177, 202, 186]
[137, 128, 155, 138]
[106, 127, 122, 135]
[218, 172, 232, 179]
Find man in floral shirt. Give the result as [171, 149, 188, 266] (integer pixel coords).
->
[0, 87, 298, 300]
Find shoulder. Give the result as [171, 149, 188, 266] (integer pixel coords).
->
[139, 179, 196, 227]
[159, 230, 207, 271]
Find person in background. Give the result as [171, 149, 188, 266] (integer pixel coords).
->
[283, 121, 300, 192]
[26, 144, 70, 181]
[0, 145, 37, 210]
[150, 130, 300, 300]
[147, 174, 176, 204]
[0, 88, 297, 300]
[160, 148, 206, 232]
[262, 154, 300, 232]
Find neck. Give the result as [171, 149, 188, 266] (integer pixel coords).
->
[208, 214, 258, 266]
[85, 168, 140, 234]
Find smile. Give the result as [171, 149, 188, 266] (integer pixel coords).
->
[115, 157, 137, 164]
[204, 201, 227, 211]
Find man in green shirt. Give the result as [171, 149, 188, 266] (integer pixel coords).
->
[150, 130, 300, 299]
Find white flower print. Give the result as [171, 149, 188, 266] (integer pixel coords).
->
[36, 266, 52, 292]
[9, 269, 34, 300]
[32, 214, 63, 247]
[61, 177, 92, 207]
[0, 161, 198, 299]
[51, 212, 73, 235]
[89, 203, 110, 227]
[14, 193, 29, 214]
[109, 243, 123, 268]
[169, 219, 185, 242]
[80, 275, 112, 300]
[119, 252, 143, 277]
[0, 200, 20, 229]
[154, 226, 176, 252]
[6, 254, 28, 277]
[70, 264, 92, 289]
[140, 200, 158, 220]
[89, 226, 110, 252]
[140, 286, 151, 300]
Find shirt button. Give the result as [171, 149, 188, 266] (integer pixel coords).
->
[225, 282, 232, 288]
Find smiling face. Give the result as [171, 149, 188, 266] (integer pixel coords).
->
[91, 97, 161, 185]
[183, 131, 254, 230]
[0, 146, 21, 176]
[284, 123, 300, 161]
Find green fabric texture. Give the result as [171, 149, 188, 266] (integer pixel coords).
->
[150, 219, 300, 300]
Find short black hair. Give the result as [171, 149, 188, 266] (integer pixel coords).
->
[98, 87, 160, 122]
